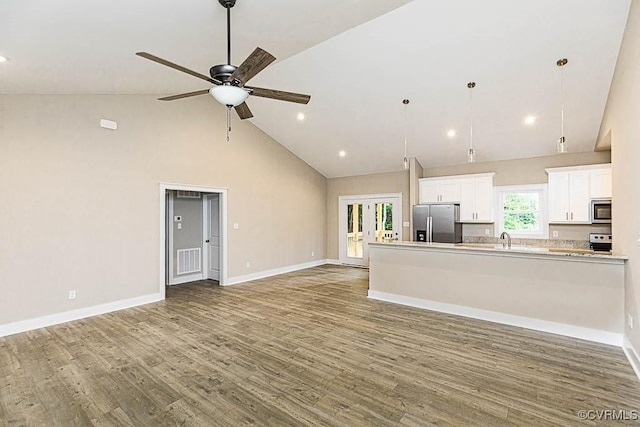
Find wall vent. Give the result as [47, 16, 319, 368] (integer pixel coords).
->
[177, 191, 201, 199]
[177, 248, 201, 275]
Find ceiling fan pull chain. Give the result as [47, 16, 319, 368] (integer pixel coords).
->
[226, 106, 232, 142]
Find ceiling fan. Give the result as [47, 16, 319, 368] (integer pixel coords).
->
[136, 0, 310, 127]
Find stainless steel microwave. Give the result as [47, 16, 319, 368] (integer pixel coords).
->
[591, 199, 612, 224]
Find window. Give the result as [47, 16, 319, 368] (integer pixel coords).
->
[494, 184, 548, 239]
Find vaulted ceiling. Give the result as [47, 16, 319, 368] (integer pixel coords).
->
[1, 0, 630, 177]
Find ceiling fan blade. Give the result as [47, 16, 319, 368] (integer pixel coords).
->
[234, 102, 254, 120]
[248, 87, 311, 104]
[230, 47, 276, 86]
[158, 89, 210, 101]
[136, 52, 219, 84]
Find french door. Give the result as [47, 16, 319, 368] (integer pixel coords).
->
[338, 194, 402, 267]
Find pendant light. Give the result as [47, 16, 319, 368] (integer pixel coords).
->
[556, 58, 568, 153]
[467, 82, 476, 163]
[402, 99, 410, 170]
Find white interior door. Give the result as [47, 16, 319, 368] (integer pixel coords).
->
[339, 194, 402, 267]
[205, 194, 220, 280]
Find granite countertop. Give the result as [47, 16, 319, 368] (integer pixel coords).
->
[369, 241, 628, 262]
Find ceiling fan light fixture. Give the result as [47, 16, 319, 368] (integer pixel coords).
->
[209, 84, 249, 107]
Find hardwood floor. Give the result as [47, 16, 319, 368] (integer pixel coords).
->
[1, 265, 639, 426]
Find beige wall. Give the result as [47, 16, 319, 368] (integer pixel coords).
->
[0, 95, 327, 326]
[598, 0, 640, 354]
[326, 171, 410, 260]
[423, 151, 611, 186]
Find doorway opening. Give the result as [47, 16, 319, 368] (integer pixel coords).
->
[338, 193, 402, 267]
[159, 183, 228, 299]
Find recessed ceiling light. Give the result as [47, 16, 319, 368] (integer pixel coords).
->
[447, 129, 456, 138]
[0, 56, 7, 63]
[524, 115, 536, 125]
[297, 112, 305, 121]
[339, 150, 346, 158]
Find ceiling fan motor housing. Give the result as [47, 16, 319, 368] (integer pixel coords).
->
[218, 0, 236, 8]
[210, 64, 237, 83]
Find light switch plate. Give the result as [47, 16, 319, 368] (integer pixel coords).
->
[233, 223, 239, 229]
[403, 221, 410, 227]
[553, 231, 559, 238]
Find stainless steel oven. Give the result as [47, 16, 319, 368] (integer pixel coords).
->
[590, 199, 612, 224]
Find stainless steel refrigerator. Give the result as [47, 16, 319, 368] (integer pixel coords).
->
[413, 204, 462, 243]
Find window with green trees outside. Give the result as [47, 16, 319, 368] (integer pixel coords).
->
[503, 192, 540, 232]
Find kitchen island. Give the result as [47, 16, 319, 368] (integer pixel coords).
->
[368, 241, 627, 345]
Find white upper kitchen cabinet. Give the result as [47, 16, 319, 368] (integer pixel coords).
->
[419, 178, 461, 203]
[459, 174, 495, 222]
[546, 164, 610, 224]
[590, 167, 612, 199]
[419, 173, 494, 222]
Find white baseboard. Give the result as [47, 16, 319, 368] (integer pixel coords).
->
[169, 272, 203, 285]
[0, 293, 163, 338]
[326, 259, 342, 265]
[224, 259, 328, 286]
[368, 290, 623, 346]
[623, 335, 640, 381]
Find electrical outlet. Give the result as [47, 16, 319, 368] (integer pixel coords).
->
[311, 251, 315, 257]
[629, 315, 634, 330]
[553, 231, 559, 238]
[233, 223, 240, 230]
[68, 290, 76, 300]
[177, 223, 182, 230]
[246, 261, 250, 268]
[484, 229, 490, 236]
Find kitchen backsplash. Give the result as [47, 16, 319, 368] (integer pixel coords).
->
[463, 236, 591, 249]
[462, 223, 611, 249]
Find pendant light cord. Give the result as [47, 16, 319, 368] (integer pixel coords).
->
[560, 65, 565, 138]
[469, 87, 474, 151]
[403, 102, 408, 159]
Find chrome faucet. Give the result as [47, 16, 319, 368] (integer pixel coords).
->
[500, 231, 512, 249]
